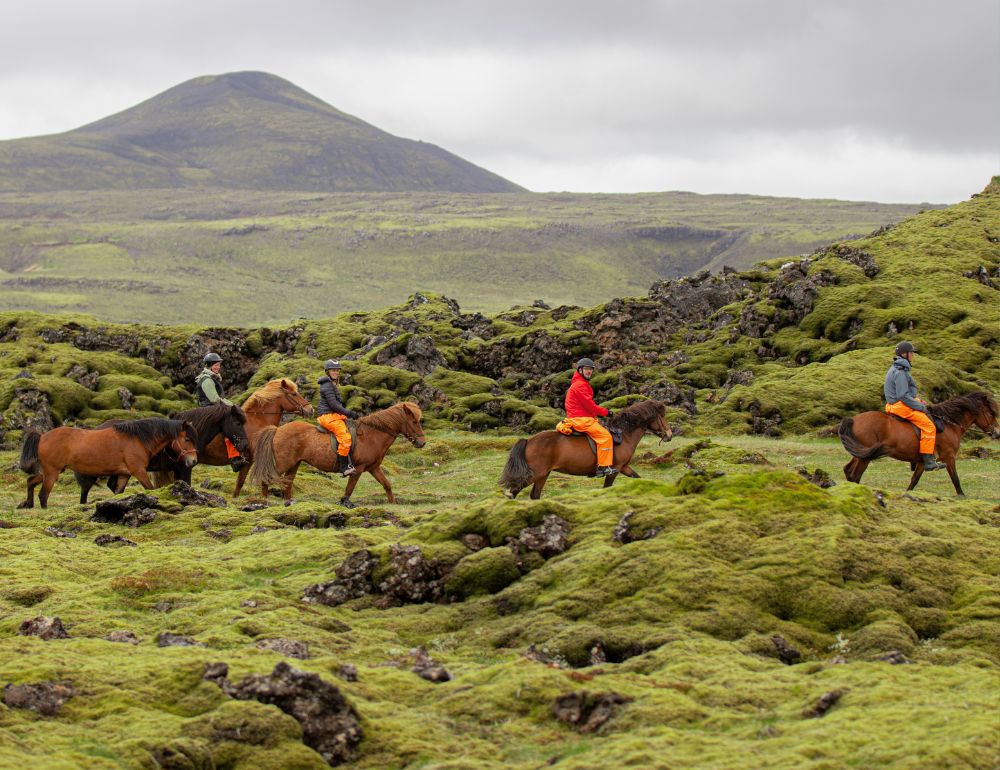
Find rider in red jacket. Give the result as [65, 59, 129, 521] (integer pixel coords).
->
[557, 358, 617, 477]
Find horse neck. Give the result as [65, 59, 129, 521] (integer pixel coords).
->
[620, 426, 647, 457]
[197, 421, 223, 451]
[147, 433, 177, 456]
[356, 421, 396, 460]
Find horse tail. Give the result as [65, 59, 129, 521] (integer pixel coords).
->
[499, 438, 533, 492]
[150, 470, 174, 488]
[248, 426, 281, 489]
[838, 418, 886, 461]
[19, 431, 41, 476]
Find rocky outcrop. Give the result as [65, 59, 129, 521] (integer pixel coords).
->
[377, 544, 449, 608]
[302, 550, 379, 607]
[1, 387, 54, 432]
[18, 616, 70, 640]
[371, 335, 445, 376]
[767, 260, 837, 327]
[2, 681, 75, 716]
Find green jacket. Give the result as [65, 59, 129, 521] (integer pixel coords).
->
[195, 368, 233, 408]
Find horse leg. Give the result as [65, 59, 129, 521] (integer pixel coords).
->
[114, 476, 131, 494]
[106, 475, 118, 494]
[850, 458, 870, 484]
[529, 473, 550, 500]
[368, 465, 394, 503]
[19, 473, 43, 509]
[38, 474, 58, 509]
[843, 458, 858, 482]
[906, 464, 924, 491]
[603, 473, 617, 488]
[76, 472, 97, 504]
[340, 473, 360, 509]
[282, 461, 301, 501]
[620, 465, 640, 479]
[943, 458, 964, 496]
[128, 464, 155, 490]
[233, 463, 251, 497]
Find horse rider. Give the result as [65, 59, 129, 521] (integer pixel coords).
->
[195, 352, 245, 472]
[556, 358, 617, 478]
[884, 341, 946, 472]
[318, 360, 361, 477]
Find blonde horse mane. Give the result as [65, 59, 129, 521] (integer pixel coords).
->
[357, 401, 422, 435]
[244, 379, 299, 410]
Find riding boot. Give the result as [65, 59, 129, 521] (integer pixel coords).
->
[229, 457, 245, 472]
[595, 465, 618, 478]
[921, 454, 946, 472]
[338, 455, 357, 476]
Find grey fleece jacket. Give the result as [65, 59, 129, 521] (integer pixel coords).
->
[884, 358, 925, 412]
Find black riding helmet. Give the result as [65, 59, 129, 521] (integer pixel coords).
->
[324, 359, 342, 371]
[203, 352, 222, 365]
[894, 341, 915, 358]
[576, 358, 596, 370]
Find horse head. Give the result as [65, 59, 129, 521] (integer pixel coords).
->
[401, 402, 427, 448]
[975, 392, 1000, 439]
[279, 379, 314, 418]
[224, 404, 250, 454]
[646, 401, 674, 443]
[174, 421, 199, 468]
[609, 399, 672, 442]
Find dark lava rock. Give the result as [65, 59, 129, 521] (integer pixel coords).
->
[241, 502, 268, 512]
[819, 244, 880, 278]
[2, 681, 75, 716]
[737, 452, 769, 465]
[251, 525, 268, 534]
[516, 515, 570, 558]
[460, 533, 487, 552]
[199, 479, 224, 491]
[964, 263, 997, 289]
[170, 480, 227, 508]
[103, 630, 143, 644]
[872, 651, 910, 665]
[521, 644, 566, 669]
[639, 379, 697, 416]
[92, 493, 159, 523]
[766, 259, 837, 327]
[612, 511, 663, 544]
[18, 616, 70, 640]
[796, 467, 836, 489]
[4, 387, 54, 432]
[590, 645, 607, 666]
[803, 689, 844, 719]
[771, 634, 802, 665]
[157, 632, 204, 648]
[206, 528, 233, 542]
[117, 386, 135, 410]
[552, 690, 631, 733]
[302, 549, 379, 607]
[370, 334, 445, 376]
[409, 647, 452, 683]
[202, 661, 230, 685]
[252, 638, 310, 660]
[377, 544, 449, 608]
[94, 534, 138, 548]
[226, 662, 363, 766]
[12, 369, 34, 380]
[123, 508, 157, 527]
[338, 664, 358, 682]
[240, 599, 258, 608]
[43, 527, 77, 538]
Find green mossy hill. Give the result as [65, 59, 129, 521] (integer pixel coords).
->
[0, 188, 931, 325]
[0, 180, 996, 447]
[0, 71, 522, 195]
[0, 457, 996, 768]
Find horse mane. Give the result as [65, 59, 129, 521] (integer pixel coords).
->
[244, 379, 299, 410]
[928, 390, 999, 425]
[111, 418, 194, 452]
[357, 402, 422, 435]
[172, 403, 247, 435]
[607, 400, 666, 435]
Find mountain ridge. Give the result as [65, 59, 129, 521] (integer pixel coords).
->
[0, 71, 523, 194]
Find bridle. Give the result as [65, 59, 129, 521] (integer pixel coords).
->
[167, 436, 197, 462]
[243, 393, 311, 418]
[358, 416, 423, 446]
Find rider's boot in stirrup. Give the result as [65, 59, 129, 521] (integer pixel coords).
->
[921, 453, 946, 472]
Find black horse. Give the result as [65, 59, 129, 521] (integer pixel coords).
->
[75, 403, 249, 503]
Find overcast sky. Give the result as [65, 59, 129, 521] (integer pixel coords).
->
[2, 1, 997, 202]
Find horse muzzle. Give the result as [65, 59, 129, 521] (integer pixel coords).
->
[414, 437, 427, 448]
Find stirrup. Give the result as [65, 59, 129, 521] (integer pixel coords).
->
[921, 454, 946, 472]
[596, 465, 618, 478]
[339, 458, 356, 476]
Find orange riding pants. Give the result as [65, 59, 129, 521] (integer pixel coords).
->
[556, 416, 613, 466]
[224, 438, 240, 459]
[318, 414, 352, 456]
[886, 401, 936, 454]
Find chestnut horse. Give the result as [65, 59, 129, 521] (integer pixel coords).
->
[248, 402, 426, 507]
[19, 418, 198, 509]
[500, 400, 672, 499]
[839, 390, 999, 495]
[74, 403, 250, 503]
[146, 379, 314, 495]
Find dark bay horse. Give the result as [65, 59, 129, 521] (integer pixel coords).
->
[500, 400, 672, 499]
[248, 402, 426, 507]
[839, 391, 999, 495]
[19, 419, 198, 509]
[73, 403, 249, 503]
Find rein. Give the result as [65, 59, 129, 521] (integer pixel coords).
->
[358, 418, 421, 446]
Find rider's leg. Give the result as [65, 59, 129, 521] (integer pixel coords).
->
[329, 416, 355, 476]
[571, 417, 616, 476]
[887, 403, 943, 471]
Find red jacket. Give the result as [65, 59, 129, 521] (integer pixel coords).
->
[565, 371, 609, 418]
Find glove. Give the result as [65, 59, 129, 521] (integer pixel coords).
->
[348, 410, 360, 420]
[605, 410, 614, 419]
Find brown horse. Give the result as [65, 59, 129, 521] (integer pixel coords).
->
[839, 391, 999, 495]
[148, 378, 314, 494]
[248, 402, 426, 507]
[500, 400, 672, 499]
[19, 418, 198, 509]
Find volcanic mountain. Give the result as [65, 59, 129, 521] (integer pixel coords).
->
[0, 71, 522, 193]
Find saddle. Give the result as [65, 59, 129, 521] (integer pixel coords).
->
[569, 425, 623, 465]
[316, 418, 357, 463]
[889, 412, 946, 440]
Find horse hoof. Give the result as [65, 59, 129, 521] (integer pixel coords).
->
[339, 497, 356, 510]
[15, 501, 30, 509]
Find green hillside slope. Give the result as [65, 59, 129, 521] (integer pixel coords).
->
[0, 188, 933, 324]
[0, 72, 522, 194]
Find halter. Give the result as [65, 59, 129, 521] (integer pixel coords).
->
[168, 437, 198, 462]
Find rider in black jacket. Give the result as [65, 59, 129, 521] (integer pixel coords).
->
[317, 360, 359, 476]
